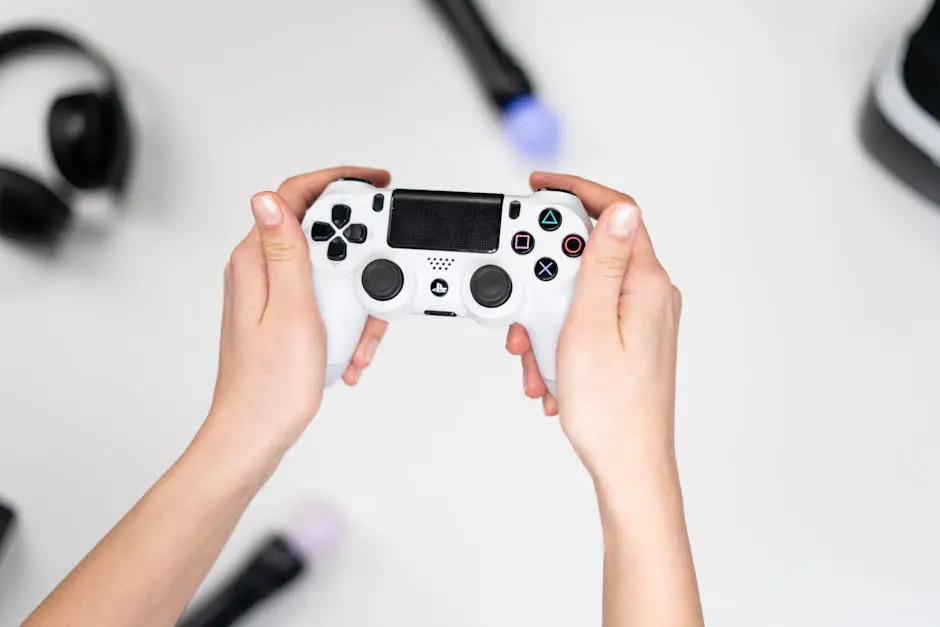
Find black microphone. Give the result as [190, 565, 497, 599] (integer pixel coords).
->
[423, 0, 560, 160]
[177, 500, 343, 627]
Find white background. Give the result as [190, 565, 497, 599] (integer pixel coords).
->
[1, 0, 939, 624]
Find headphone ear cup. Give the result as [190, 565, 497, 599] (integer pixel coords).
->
[48, 91, 117, 189]
[0, 168, 71, 244]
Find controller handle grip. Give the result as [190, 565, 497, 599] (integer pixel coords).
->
[523, 306, 569, 399]
[528, 324, 558, 397]
[312, 271, 368, 387]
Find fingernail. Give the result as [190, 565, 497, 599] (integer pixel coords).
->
[363, 340, 378, 364]
[607, 203, 638, 238]
[251, 194, 283, 226]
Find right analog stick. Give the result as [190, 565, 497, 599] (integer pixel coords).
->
[361, 259, 404, 302]
[470, 265, 512, 308]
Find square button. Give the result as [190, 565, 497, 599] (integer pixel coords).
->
[512, 231, 534, 255]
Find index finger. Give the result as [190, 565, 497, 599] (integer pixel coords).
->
[529, 171, 661, 270]
[277, 166, 392, 219]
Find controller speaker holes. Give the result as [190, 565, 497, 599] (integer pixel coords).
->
[427, 257, 454, 272]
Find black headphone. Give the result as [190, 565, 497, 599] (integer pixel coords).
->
[0, 25, 133, 246]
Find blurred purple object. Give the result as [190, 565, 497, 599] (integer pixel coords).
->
[176, 498, 346, 627]
[285, 498, 345, 562]
[502, 95, 561, 160]
[424, 0, 562, 159]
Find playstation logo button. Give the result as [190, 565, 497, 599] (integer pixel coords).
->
[430, 278, 449, 296]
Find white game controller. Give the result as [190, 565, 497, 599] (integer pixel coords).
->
[301, 178, 593, 396]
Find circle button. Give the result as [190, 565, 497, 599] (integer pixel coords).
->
[470, 265, 513, 308]
[361, 259, 404, 302]
[562, 234, 585, 257]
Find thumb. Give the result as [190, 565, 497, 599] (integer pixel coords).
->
[570, 202, 640, 331]
[250, 191, 314, 315]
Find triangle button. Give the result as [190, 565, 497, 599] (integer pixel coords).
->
[539, 208, 562, 231]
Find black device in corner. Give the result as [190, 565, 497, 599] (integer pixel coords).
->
[904, 0, 940, 121]
[0, 499, 15, 562]
[859, 0, 940, 207]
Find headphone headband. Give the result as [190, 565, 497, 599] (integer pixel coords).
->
[0, 24, 131, 192]
[0, 26, 120, 91]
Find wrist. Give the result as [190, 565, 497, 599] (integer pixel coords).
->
[589, 442, 682, 527]
[185, 413, 286, 500]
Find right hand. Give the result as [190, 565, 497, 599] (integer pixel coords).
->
[344, 171, 683, 484]
[506, 172, 683, 483]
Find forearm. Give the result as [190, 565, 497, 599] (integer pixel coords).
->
[24, 417, 281, 627]
[594, 441, 704, 627]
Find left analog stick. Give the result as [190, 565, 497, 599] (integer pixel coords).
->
[361, 259, 404, 302]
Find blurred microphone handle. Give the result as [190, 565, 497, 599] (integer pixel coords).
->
[177, 584, 259, 627]
[424, 0, 533, 108]
[177, 535, 306, 627]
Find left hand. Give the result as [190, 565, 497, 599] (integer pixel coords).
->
[201, 166, 391, 458]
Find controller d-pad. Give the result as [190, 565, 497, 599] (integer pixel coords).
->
[332, 204, 351, 228]
[343, 224, 367, 244]
[311, 221, 335, 241]
[327, 238, 347, 261]
[535, 257, 558, 281]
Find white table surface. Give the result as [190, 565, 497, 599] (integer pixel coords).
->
[1, 0, 939, 625]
